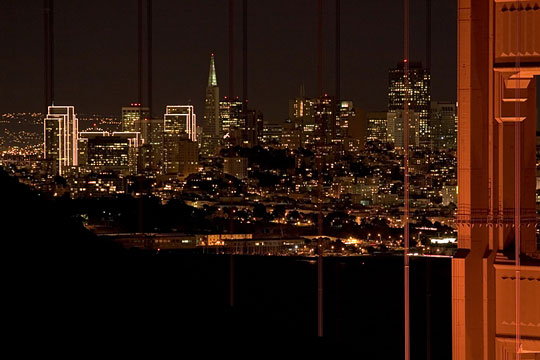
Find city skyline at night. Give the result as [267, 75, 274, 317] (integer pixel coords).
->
[0, 0, 457, 122]
[1, 1, 540, 358]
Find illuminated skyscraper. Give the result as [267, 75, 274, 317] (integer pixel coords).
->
[163, 105, 198, 174]
[164, 105, 196, 141]
[134, 118, 163, 172]
[78, 131, 140, 175]
[219, 97, 243, 139]
[289, 94, 316, 147]
[388, 61, 431, 146]
[336, 100, 354, 140]
[201, 54, 220, 156]
[366, 112, 388, 143]
[314, 95, 335, 145]
[121, 104, 149, 132]
[289, 94, 350, 147]
[43, 105, 79, 175]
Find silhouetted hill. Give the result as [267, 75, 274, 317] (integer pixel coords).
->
[0, 169, 452, 357]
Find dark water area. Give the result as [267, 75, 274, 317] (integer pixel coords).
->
[90, 253, 450, 357]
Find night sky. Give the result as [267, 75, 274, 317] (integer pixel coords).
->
[0, 0, 457, 122]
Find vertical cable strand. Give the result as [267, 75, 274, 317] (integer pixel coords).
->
[514, 3, 521, 358]
[147, 0, 152, 119]
[50, 0, 54, 105]
[44, 0, 50, 111]
[317, 0, 324, 338]
[403, 0, 410, 359]
[229, 0, 234, 98]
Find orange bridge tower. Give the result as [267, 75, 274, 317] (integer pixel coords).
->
[454, 0, 540, 359]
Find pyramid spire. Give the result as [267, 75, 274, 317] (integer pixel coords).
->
[208, 53, 218, 87]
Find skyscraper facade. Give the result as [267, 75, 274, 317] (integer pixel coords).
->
[289, 96, 316, 147]
[135, 118, 163, 172]
[430, 100, 457, 150]
[336, 100, 354, 140]
[366, 112, 388, 143]
[201, 54, 220, 156]
[388, 61, 431, 146]
[43, 105, 79, 175]
[219, 97, 243, 141]
[78, 131, 140, 175]
[122, 104, 149, 133]
[289, 94, 353, 148]
[314, 95, 335, 145]
[164, 105, 196, 141]
[163, 105, 197, 174]
[386, 110, 419, 149]
[177, 139, 199, 178]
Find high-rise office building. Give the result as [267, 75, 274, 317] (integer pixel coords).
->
[430, 101, 457, 150]
[219, 97, 243, 141]
[43, 105, 79, 175]
[220, 98, 262, 148]
[163, 105, 198, 175]
[366, 112, 388, 143]
[242, 109, 263, 147]
[347, 108, 367, 148]
[177, 139, 199, 178]
[289, 96, 316, 147]
[164, 105, 196, 141]
[135, 118, 163, 172]
[78, 131, 140, 175]
[122, 104, 149, 133]
[387, 110, 420, 149]
[289, 94, 351, 147]
[289, 95, 315, 126]
[388, 61, 431, 146]
[282, 119, 302, 150]
[201, 54, 220, 156]
[314, 95, 335, 145]
[261, 123, 283, 146]
[336, 100, 354, 140]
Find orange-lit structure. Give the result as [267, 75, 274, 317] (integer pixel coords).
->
[454, 0, 540, 359]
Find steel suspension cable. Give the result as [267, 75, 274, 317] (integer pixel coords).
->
[403, 0, 410, 359]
